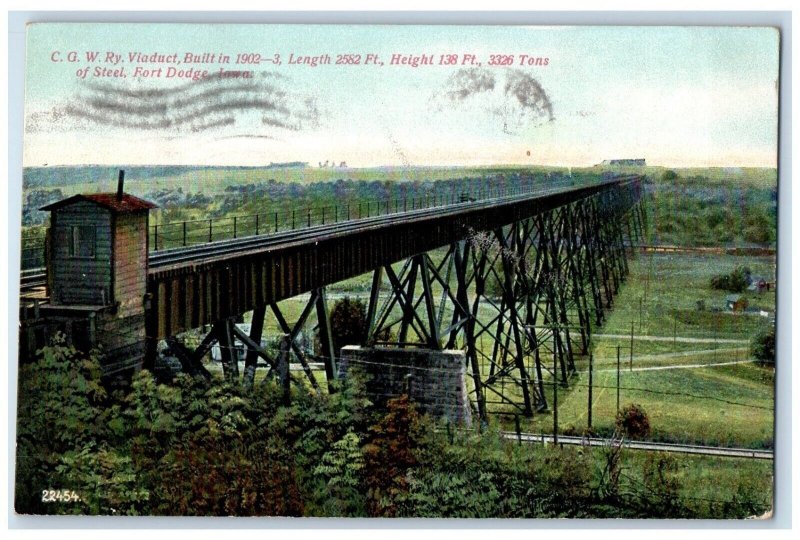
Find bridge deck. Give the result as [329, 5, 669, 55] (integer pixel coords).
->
[146, 177, 641, 339]
[149, 178, 636, 274]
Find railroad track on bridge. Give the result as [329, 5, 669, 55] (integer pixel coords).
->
[21, 178, 617, 294]
[146, 180, 602, 269]
[20, 268, 47, 297]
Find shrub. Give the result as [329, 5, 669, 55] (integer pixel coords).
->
[751, 325, 776, 364]
[710, 266, 750, 293]
[362, 395, 420, 517]
[743, 210, 774, 244]
[329, 296, 368, 353]
[615, 403, 651, 439]
[15, 336, 111, 514]
[660, 169, 679, 182]
[312, 431, 367, 516]
[638, 453, 682, 517]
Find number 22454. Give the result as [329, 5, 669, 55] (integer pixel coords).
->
[41, 489, 81, 503]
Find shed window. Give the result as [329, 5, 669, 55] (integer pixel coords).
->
[69, 226, 96, 258]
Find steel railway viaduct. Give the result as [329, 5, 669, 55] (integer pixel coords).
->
[20, 174, 645, 421]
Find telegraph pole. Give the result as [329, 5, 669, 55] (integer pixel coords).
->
[673, 318, 677, 351]
[553, 346, 559, 445]
[278, 335, 291, 406]
[630, 321, 634, 372]
[639, 297, 643, 332]
[587, 352, 593, 430]
[616, 345, 621, 412]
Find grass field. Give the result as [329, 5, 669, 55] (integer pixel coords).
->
[598, 252, 776, 339]
[518, 250, 776, 449]
[619, 449, 773, 515]
[531, 360, 774, 449]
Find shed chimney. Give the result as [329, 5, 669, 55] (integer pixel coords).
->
[117, 169, 125, 200]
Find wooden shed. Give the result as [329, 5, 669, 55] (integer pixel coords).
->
[725, 294, 748, 313]
[41, 192, 157, 313]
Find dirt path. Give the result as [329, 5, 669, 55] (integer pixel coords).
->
[592, 346, 748, 363]
[594, 333, 749, 344]
[579, 357, 754, 374]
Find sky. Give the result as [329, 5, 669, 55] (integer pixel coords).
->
[22, 24, 780, 168]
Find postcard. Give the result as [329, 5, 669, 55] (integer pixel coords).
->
[15, 22, 779, 519]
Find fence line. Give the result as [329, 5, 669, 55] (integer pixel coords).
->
[18, 177, 579, 267]
[147, 181, 564, 251]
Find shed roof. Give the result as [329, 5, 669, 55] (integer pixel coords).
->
[725, 294, 743, 302]
[40, 193, 157, 213]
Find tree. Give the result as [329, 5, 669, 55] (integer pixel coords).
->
[329, 296, 368, 353]
[710, 266, 750, 293]
[660, 169, 679, 182]
[751, 325, 776, 365]
[362, 395, 420, 517]
[743, 210, 774, 244]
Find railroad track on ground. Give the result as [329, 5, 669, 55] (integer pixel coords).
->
[499, 431, 773, 459]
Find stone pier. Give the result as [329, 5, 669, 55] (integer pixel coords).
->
[339, 346, 472, 425]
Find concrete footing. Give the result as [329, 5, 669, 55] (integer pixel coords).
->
[340, 345, 472, 425]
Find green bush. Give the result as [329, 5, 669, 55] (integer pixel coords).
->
[312, 431, 367, 516]
[15, 336, 112, 514]
[329, 296, 368, 353]
[710, 266, 750, 293]
[751, 325, 776, 364]
[660, 170, 679, 182]
[615, 403, 651, 439]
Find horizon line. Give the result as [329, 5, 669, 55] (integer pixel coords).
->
[21, 162, 778, 170]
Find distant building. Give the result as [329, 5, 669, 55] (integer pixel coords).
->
[210, 323, 263, 363]
[266, 161, 307, 169]
[601, 159, 646, 166]
[725, 294, 748, 312]
[747, 275, 769, 293]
